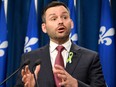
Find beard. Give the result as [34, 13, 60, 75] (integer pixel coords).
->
[48, 30, 70, 43]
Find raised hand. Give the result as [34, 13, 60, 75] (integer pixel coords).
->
[53, 64, 78, 87]
[21, 65, 40, 87]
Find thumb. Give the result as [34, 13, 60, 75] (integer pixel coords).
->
[34, 65, 40, 78]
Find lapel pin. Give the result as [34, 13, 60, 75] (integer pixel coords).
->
[66, 52, 73, 63]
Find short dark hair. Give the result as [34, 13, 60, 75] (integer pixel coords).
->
[42, 1, 70, 23]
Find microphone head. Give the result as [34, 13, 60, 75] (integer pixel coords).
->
[21, 59, 30, 68]
[31, 59, 41, 73]
[34, 59, 41, 67]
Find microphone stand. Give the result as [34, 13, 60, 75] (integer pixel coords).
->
[32, 59, 41, 87]
[0, 59, 30, 86]
[0, 68, 20, 85]
[32, 68, 39, 87]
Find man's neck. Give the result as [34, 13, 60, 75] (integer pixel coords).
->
[50, 38, 69, 45]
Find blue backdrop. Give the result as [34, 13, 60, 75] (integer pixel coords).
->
[0, 0, 116, 87]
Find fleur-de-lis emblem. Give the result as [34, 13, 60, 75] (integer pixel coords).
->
[24, 36, 38, 53]
[98, 26, 115, 46]
[0, 41, 8, 57]
[70, 33, 78, 42]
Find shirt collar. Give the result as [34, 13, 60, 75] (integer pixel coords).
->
[50, 39, 72, 53]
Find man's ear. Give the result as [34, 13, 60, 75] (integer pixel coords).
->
[71, 19, 74, 29]
[41, 23, 47, 33]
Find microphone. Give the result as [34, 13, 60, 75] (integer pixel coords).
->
[0, 59, 30, 86]
[32, 59, 41, 68]
[32, 59, 41, 87]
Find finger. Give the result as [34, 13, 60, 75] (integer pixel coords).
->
[34, 65, 40, 78]
[25, 65, 30, 74]
[53, 68, 65, 75]
[21, 69, 27, 83]
[54, 64, 64, 70]
[24, 82, 28, 87]
[22, 74, 27, 82]
[57, 73, 67, 81]
[59, 80, 68, 86]
[21, 69, 25, 76]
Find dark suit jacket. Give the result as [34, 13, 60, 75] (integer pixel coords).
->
[15, 43, 106, 87]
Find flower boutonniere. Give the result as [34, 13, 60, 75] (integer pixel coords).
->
[66, 52, 73, 63]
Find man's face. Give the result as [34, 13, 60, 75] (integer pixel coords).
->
[42, 6, 73, 43]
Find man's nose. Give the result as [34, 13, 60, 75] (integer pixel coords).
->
[58, 18, 63, 24]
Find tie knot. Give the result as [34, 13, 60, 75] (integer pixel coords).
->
[56, 46, 64, 52]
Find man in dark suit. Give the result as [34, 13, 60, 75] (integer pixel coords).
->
[15, 1, 106, 87]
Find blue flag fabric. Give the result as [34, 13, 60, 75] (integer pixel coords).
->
[68, 0, 78, 44]
[98, 0, 116, 87]
[24, 0, 39, 53]
[0, 1, 8, 87]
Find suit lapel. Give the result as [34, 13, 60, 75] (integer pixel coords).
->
[39, 44, 55, 85]
[65, 43, 82, 75]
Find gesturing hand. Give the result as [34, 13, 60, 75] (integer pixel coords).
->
[21, 65, 40, 87]
[53, 65, 78, 87]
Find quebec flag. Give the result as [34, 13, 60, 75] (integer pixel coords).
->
[24, 0, 39, 53]
[0, 0, 8, 87]
[98, 0, 116, 87]
[68, 0, 78, 44]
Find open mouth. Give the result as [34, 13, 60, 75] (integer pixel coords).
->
[58, 28, 65, 33]
[57, 26, 65, 33]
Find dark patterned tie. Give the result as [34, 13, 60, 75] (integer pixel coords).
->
[54, 46, 64, 87]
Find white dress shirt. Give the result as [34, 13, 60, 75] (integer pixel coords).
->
[49, 39, 72, 68]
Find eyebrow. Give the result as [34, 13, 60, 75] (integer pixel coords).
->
[48, 11, 69, 18]
[48, 13, 56, 18]
[62, 11, 69, 14]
